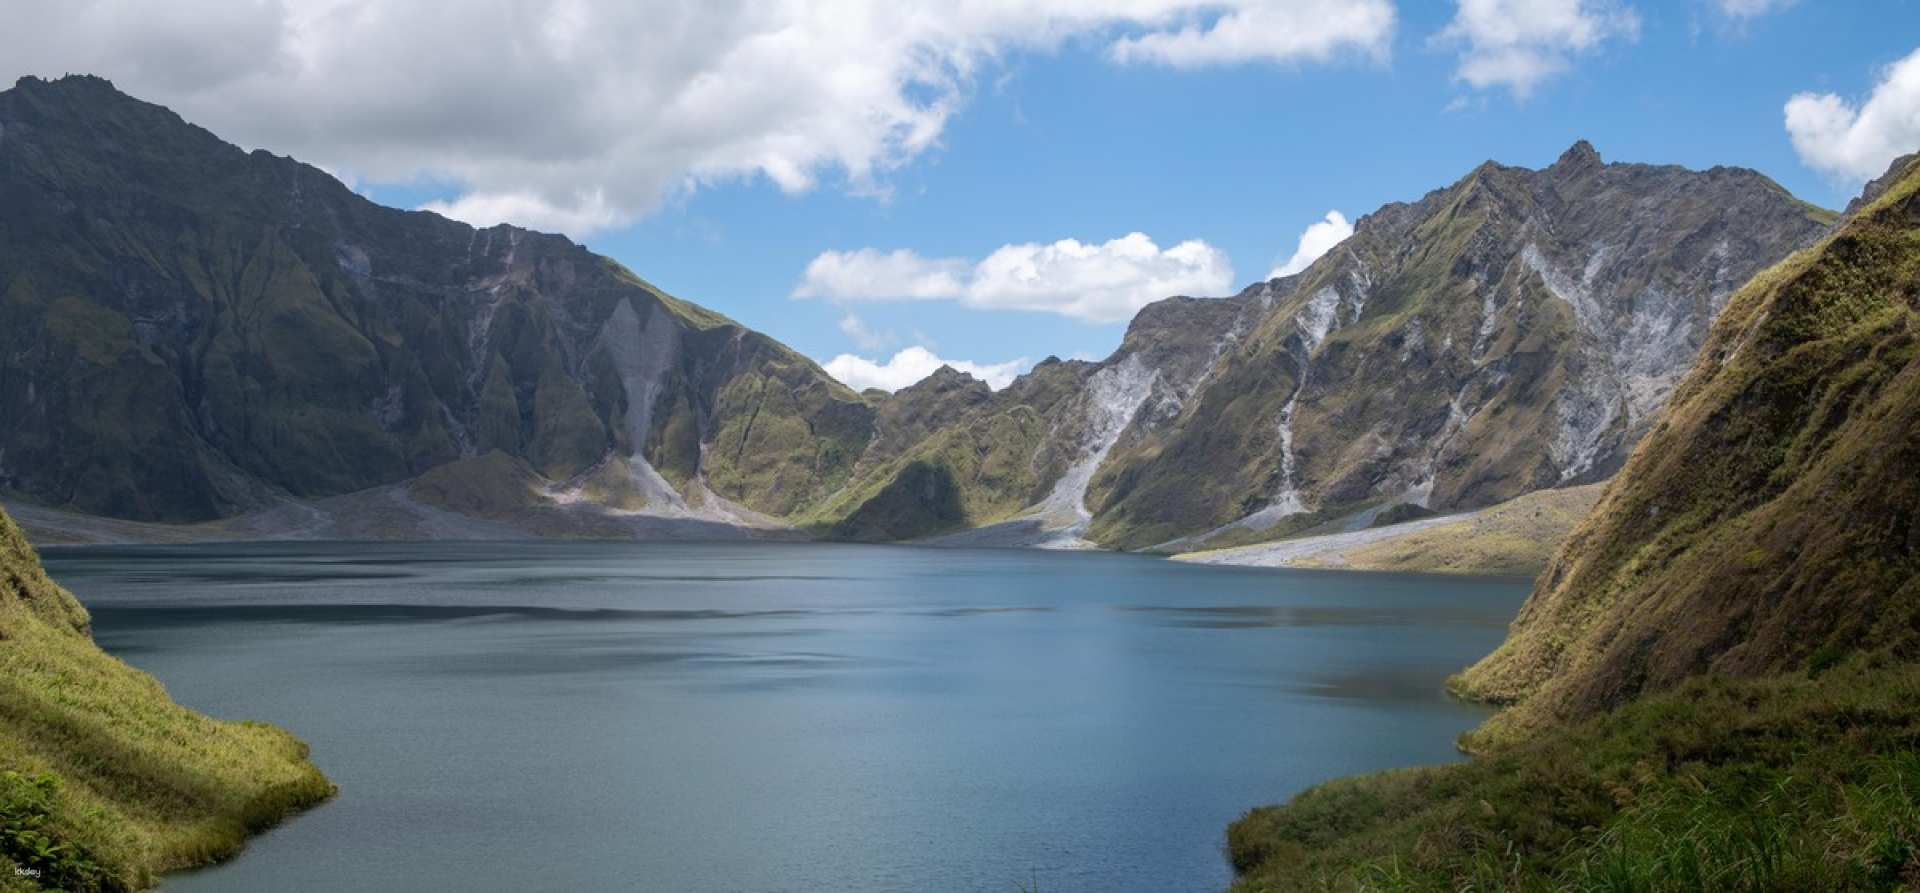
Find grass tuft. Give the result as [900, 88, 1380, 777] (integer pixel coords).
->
[0, 507, 332, 891]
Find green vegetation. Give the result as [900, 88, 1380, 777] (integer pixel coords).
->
[1228, 656, 1920, 892]
[406, 450, 548, 517]
[1228, 158, 1920, 893]
[698, 339, 876, 518]
[800, 359, 1093, 541]
[1453, 156, 1920, 738]
[0, 507, 332, 891]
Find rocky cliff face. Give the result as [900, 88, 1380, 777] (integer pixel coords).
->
[1452, 154, 1920, 740]
[804, 292, 1270, 545]
[821, 143, 1834, 547]
[0, 76, 873, 526]
[1084, 142, 1835, 549]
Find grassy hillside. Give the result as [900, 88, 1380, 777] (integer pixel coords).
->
[1226, 157, 1920, 891]
[1228, 655, 1920, 891]
[0, 507, 331, 891]
[1333, 485, 1602, 575]
[801, 358, 1095, 541]
[1453, 157, 1920, 741]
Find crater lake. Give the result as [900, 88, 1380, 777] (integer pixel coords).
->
[42, 541, 1527, 892]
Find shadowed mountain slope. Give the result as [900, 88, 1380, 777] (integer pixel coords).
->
[0, 75, 872, 528]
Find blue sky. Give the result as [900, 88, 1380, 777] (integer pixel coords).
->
[9, 0, 1918, 390]
[580, 2, 1919, 384]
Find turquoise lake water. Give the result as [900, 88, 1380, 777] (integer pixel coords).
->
[41, 541, 1528, 892]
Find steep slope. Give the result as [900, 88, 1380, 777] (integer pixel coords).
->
[1452, 154, 1920, 740]
[814, 291, 1270, 543]
[0, 75, 871, 529]
[804, 357, 1102, 541]
[0, 505, 332, 891]
[816, 143, 1831, 548]
[1089, 142, 1835, 549]
[1228, 660, 1920, 892]
[1225, 155, 1920, 892]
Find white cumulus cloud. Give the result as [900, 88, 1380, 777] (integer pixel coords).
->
[0, 0, 1398, 238]
[794, 232, 1233, 323]
[1785, 46, 1920, 183]
[1269, 210, 1354, 279]
[1109, 0, 1394, 68]
[824, 346, 1029, 392]
[1435, 0, 1640, 98]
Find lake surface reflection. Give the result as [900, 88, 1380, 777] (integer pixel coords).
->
[42, 541, 1527, 892]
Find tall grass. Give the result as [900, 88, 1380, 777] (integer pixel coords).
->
[0, 509, 333, 891]
[1228, 657, 1920, 892]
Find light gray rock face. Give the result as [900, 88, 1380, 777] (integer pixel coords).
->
[824, 143, 1833, 548]
[1080, 141, 1835, 549]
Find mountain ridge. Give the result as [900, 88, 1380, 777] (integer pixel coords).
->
[0, 77, 1842, 558]
[816, 137, 1834, 549]
[0, 75, 874, 533]
[1451, 150, 1920, 740]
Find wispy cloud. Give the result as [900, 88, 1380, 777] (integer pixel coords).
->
[1716, 0, 1796, 19]
[837, 313, 895, 350]
[1109, 0, 1394, 68]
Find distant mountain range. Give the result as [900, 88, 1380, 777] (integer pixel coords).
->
[0, 76, 1838, 548]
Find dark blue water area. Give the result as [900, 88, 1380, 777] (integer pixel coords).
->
[40, 541, 1528, 892]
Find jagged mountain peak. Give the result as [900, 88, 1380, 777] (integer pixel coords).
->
[1080, 143, 1834, 549]
[916, 365, 987, 389]
[1550, 138, 1603, 171]
[805, 141, 1838, 549]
